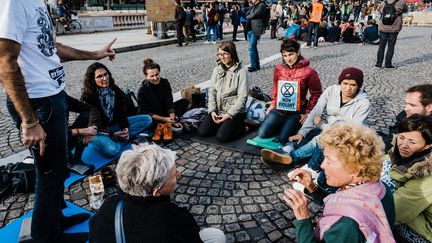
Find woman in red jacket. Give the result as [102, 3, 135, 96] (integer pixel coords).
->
[258, 38, 322, 145]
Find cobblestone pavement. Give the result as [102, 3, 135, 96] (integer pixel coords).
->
[0, 27, 431, 242]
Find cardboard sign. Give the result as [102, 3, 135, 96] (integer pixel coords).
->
[276, 80, 300, 112]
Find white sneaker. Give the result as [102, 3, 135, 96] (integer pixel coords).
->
[204, 41, 210, 44]
[212, 41, 217, 44]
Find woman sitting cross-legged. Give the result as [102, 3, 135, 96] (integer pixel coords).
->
[381, 115, 432, 242]
[197, 40, 249, 142]
[137, 58, 189, 142]
[81, 62, 152, 157]
[284, 123, 396, 242]
[258, 38, 322, 145]
[89, 144, 226, 243]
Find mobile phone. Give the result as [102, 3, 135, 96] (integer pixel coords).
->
[30, 144, 53, 175]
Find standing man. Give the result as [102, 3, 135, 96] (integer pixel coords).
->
[0, 0, 115, 242]
[375, 0, 407, 69]
[306, 0, 325, 48]
[175, 0, 186, 47]
[246, 0, 266, 72]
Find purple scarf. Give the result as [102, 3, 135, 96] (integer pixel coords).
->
[315, 182, 395, 243]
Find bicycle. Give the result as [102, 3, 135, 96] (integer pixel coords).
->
[55, 13, 82, 34]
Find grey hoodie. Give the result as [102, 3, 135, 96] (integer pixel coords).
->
[298, 84, 371, 137]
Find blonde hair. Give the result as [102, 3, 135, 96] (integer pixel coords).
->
[116, 144, 176, 197]
[318, 123, 385, 181]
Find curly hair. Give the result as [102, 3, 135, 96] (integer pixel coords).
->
[318, 123, 385, 181]
[81, 62, 115, 97]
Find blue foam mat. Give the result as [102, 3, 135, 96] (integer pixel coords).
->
[246, 136, 283, 150]
[0, 201, 93, 243]
[64, 143, 132, 187]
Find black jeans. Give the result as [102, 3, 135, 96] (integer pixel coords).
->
[7, 91, 69, 241]
[232, 24, 238, 40]
[176, 22, 184, 46]
[376, 32, 399, 68]
[198, 112, 246, 142]
[307, 22, 320, 47]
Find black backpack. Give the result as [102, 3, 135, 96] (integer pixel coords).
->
[122, 88, 138, 117]
[0, 162, 36, 201]
[381, 0, 399, 25]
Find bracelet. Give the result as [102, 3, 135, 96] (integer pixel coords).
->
[76, 128, 81, 136]
[21, 120, 39, 129]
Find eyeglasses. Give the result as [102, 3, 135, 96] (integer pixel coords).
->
[95, 73, 109, 80]
[216, 52, 230, 58]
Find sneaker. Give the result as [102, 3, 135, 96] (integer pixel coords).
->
[260, 149, 292, 165]
[204, 41, 211, 44]
[212, 41, 217, 44]
[384, 66, 397, 70]
[374, 64, 382, 68]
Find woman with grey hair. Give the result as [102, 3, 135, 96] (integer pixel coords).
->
[89, 144, 226, 243]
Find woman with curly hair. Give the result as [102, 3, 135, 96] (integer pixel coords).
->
[284, 123, 396, 242]
[81, 62, 152, 157]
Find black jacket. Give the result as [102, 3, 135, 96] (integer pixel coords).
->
[81, 84, 129, 130]
[137, 78, 174, 118]
[89, 194, 203, 243]
[246, 1, 266, 36]
[67, 94, 100, 128]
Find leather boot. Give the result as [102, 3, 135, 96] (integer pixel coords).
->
[162, 123, 173, 141]
[152, 123, 164, 141]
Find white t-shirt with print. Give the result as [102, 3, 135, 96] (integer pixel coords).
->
[0, 0, 64, 98]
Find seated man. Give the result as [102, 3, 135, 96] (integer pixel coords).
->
[382, 84, 432, 151]
[326, 21, 341, 42]
[89, 144, 226, 243]
[261, 67, 371, 192]
[66, 94, 100, 175]
[362, 19, 380, 44]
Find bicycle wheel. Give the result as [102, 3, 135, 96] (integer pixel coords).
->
[68, 20, 82, 34]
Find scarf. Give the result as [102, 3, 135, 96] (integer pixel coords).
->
[315, 182, 395, 243]
[97, 87, 115, 122]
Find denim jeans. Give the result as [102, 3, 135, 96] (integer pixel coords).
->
[206, 24, 217, 42]
[92, 114, 152, 157]
[258, 109, 301, 145]
[7, 91, 69, 240]
[376, 32, 399, 68]
[307, 22, 320, 47]
[247, 31, 260, 69]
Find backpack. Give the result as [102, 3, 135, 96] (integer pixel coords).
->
[122, 88, 138, 117]
[248, 86, 271, 102]
[180, 108, 208, 132]
[381, 0, 399, 25]
[214, 12, 220, 22]
[0, 162, 36, 201]
[246, 97, 267, 124]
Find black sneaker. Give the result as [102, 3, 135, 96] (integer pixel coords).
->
[374, 64, 382, 68]
[384, 66, 396, 70]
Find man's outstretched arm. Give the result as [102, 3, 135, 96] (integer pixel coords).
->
[56, 38, 117, 62]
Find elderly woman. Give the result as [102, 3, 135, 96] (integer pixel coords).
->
[284, 123, 396, 242]
[381, 115, 432, 242]
[197, 41, 249, 142]
[89, 144, 226, 243]
[81, 62, 152, 157]
[137, 58, 189, 142]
